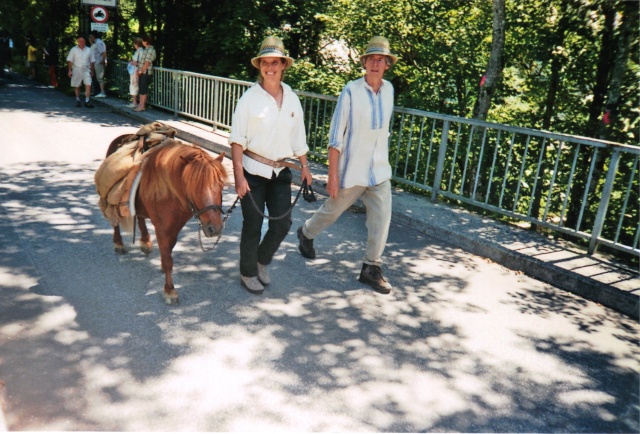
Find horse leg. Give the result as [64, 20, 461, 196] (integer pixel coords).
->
[113, 224, 126, 254]
[156, 230, 180, 305]
[137, 216, 153, 254]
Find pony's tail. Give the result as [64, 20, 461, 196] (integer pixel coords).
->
[119, 216, 135, 234]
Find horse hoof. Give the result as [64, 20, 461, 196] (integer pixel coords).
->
[140, 242, 152, 255]
[164, 294, 179, 305]
[114, 245, 126, 254]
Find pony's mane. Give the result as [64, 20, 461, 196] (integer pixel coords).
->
[141, 141, 227, 210]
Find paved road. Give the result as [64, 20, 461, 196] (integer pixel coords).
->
[0, 77, 638, 432]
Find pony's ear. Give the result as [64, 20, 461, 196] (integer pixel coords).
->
[215, 152, 225, 161]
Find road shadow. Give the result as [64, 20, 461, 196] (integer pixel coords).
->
[0, 159, 638, 432]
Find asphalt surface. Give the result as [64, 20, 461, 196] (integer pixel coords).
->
[0, 75, 638, 432]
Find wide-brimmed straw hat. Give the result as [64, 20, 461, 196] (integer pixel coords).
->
[251, 36, 294, 69]
[359, 36, 398, 65]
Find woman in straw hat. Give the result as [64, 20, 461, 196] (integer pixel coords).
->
[229, 35, 313, 294]
[297, 36, 398, 295]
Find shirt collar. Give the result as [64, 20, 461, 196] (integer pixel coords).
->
[253, 81, 292, 96]
[362, 77, 386, 92]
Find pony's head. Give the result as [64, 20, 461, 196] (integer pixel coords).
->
[182, 150, 228, 237]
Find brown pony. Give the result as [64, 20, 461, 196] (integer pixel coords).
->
[105, 135, 227, 305]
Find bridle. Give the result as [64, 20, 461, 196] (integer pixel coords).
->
[187, 180, 314, 252]
[189, 198, 240, 252]
[188, 201, 225, 220]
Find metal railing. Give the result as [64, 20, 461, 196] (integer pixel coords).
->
[109, 61, 640, 259]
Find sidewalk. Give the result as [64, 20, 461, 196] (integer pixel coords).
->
[95, 96, 639, 320]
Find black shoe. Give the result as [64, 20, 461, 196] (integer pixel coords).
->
[84, 101, 94, 108]
[297, 226, 316, 259]
[358, 264, 392, 294]
[75, 101, 81, 107]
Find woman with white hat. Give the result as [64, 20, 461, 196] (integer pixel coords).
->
[297, 36, 399, 295]
[229, 36, 313, 294]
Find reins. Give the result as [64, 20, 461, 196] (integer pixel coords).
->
[245, 179, 314, 221]
[192, 180, 316, 252]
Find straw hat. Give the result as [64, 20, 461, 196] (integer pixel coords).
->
[359, 36, 398, 65]
[251, 36, 294, 69]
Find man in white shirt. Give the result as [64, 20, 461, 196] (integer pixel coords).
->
[66, 35, 95, 108]
[89, 31, 107, 97]
[297, 36, 398, 294]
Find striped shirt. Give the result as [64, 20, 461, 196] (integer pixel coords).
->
[329, 77, 394, 189]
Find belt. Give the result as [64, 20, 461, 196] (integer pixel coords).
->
[243, 150, 301, 171]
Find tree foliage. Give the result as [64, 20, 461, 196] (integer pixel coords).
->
[0, 0, 637, 145]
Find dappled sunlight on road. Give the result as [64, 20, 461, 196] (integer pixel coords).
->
[1, 157, 638, 431]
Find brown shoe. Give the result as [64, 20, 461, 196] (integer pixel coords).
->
[297, 226, 316, 259]
[358, 264, 392, 294]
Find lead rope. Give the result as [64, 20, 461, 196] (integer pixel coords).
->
[245, 179, 309, 221]
[196, 181, 316, 251]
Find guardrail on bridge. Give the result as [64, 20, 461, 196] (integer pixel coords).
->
[109, 60, 640, 260]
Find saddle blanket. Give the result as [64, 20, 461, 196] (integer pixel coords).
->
[95, 122, 177, 226]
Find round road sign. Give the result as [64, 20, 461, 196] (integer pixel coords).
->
[91, 6, 109, 23]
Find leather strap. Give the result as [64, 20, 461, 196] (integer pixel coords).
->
[243, 149, 301, 171]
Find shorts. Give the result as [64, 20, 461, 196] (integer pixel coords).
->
[26, 60, 36, 68]
[71, 67, 92, 88]
[139, 73, 150, 95]
[94, 62, 105, 84]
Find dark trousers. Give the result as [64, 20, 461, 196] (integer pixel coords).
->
[239, 168, 293, 277]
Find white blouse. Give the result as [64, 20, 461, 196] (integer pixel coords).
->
[229, 82, 308, 178]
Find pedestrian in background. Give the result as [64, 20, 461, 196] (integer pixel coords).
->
[297, 36, 398, 294]
[134, 34, 156, 112]
[229, 35, 313, 294]
[89, 31, 107, 97]
[0, 31, 10, 78]
[127, 37, 143, 109]
[66, 35, 94, 108]
[25, 38, 37, 79]
[42, 37, 58, 88]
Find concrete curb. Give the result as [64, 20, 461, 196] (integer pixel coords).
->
[393, 211, 639, 319]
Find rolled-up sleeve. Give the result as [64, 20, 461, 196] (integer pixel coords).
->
[290, 103, 309, 157]
[328, 85, 351, 153]
[228, 96, 249, 148]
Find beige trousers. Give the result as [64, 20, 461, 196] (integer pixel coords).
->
[302, 180, 392, 266]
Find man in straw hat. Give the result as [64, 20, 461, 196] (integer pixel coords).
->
[229, 35, 313, 294]
[297, 35, 398, 294]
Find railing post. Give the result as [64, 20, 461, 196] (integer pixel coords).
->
[588, 149, 621, 254]
[431, 120, 450, 203]
[212, 79, 219, 131]
[173, 71, 179, 117]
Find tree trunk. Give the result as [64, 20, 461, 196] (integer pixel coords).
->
[531, 1, 570, 230]
[565, 1, 616, 230]
[473, 0, 505, 121]
[135, 0, 148, 36]
[602, 0, 638, 139]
